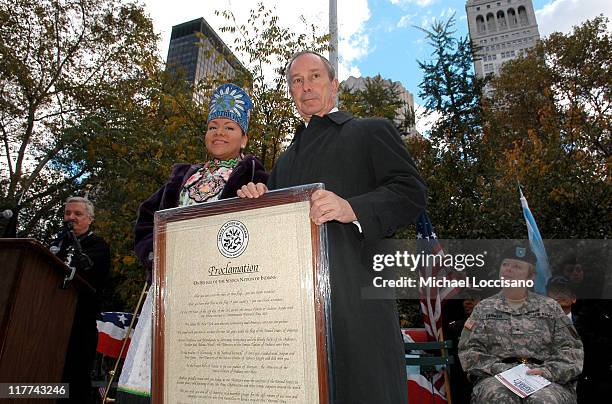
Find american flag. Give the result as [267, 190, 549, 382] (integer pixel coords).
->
[416, 212, 460, 340]
[412, 212, 461, 402]
[96, 311, 135, 358]
[404, 328, 447, 403]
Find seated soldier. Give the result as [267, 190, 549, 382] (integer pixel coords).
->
[458, 245, 583, 403]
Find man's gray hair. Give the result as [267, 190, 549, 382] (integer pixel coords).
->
[65, 196, 95, 218]
[285, 50, 336, 86]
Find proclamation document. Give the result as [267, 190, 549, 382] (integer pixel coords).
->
[152, 185, 331, 404]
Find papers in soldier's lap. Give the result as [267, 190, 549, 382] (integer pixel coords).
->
[495, 364, 551, 398]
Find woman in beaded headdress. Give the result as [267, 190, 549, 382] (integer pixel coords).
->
[116, 83, 267, 403]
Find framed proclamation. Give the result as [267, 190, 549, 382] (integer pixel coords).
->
[152, 184, 332, 404]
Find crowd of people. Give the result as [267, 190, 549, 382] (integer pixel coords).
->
[46, 50, 609, 404]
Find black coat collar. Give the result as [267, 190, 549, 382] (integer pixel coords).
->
[293, 110, 354, 145]
[308, 110, 353, 126]
[326, 110, 353, 125]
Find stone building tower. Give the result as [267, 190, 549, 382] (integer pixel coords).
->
[466, 0, 540, 78]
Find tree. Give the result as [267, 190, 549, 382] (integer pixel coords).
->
[216, 3, 329, 170]
[417, 15, 485, 162]
[415, 16, 489, 237]
[414, 15, 610, 239]
[0, 0, 160, 240]
[0, 0, 219, 308]
[396, 102, 416, 136]
[339, 74, 405, 122]
[0, 1, 335, 310]
[483, 16, 611, 238]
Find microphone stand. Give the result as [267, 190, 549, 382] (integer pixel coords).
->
[61, 222, 91, 288]
[66, 223, 86, 259]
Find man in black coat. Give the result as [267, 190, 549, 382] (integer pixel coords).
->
[51, 196, 110, 403]
[239, 51, 427, 403]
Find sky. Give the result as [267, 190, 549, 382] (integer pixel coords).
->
[141, 0, 611, 132]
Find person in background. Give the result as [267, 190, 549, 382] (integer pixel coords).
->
[52, 196, 110, 403]
[548, 259, 612, 403]
[547, 276, 577, 321]
[116, 83, 267, 403]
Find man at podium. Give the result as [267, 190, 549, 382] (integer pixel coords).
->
[51, 196, 110, 403]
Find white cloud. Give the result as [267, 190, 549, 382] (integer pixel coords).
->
[415, 103, 439, 136]
[417, 7, 456, 29]
[142, 0, 370, 81]
[420, 13, 436, 29]
[536, 0, 612, 37]
[339, 64, 361, 79]
[337, 0, 371, 80]
[397, 14, 416, 28]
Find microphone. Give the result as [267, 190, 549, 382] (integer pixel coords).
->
[50, 221, 74, 253]
[1, 208, 18, 238]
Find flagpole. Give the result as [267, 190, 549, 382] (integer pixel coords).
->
[102, 282, 148, 404]
[329, 0, 339, 75]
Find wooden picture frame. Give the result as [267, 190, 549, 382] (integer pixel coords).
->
[152, 184, 332, 403]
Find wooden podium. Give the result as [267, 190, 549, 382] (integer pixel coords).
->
[0, 239, 90, 385]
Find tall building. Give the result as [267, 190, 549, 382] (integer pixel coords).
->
[342, 76, 417, 135]
[166, 17, 249, 103]
[466, 0, 540, 78]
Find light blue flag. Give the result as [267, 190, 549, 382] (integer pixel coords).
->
[519, 186, 551, 294]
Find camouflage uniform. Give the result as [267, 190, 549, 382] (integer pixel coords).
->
[458, 291, 583, 403]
